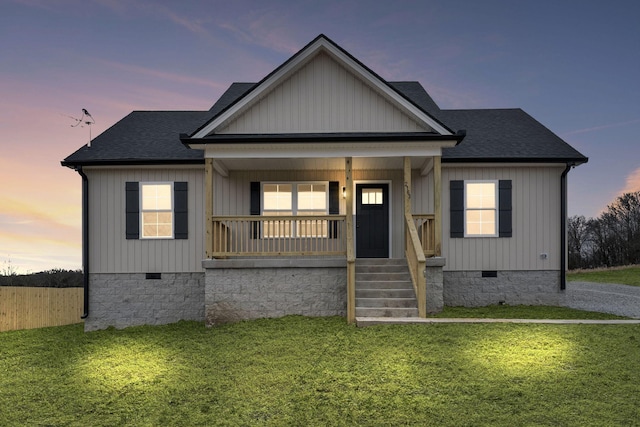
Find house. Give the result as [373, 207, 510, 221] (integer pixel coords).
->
[62, 35, 587, 331]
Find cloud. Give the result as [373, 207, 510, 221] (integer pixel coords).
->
[0, 197, 80, 236]
[218, 12, 301, 55]
[159, 6, 210, 38]
[561, 118, 640, 137]
[96, 59, 227, 91]
[620, 167, 640, 195]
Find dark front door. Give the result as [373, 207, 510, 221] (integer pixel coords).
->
[356, 183, 389, 258]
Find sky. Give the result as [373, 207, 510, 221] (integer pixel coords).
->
[1, 0, 639, 274]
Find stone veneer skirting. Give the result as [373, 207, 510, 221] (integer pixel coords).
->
[83, 266, 562, 330]
[203, 258, 347, 325]
[85, 273, 204, 331]
[443, 270, 561, 307]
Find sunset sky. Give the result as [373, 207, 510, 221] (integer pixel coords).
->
[1, 0, 639, 274]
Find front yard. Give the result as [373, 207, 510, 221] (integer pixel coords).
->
[568, 265, 640, 286]
[1, 310, 639, 426]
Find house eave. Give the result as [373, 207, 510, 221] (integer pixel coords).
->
[181, 133, 464, 159]
[61, 158, 205, 169]
[442, 156, 588, 165]
[182, 132, 464, 146]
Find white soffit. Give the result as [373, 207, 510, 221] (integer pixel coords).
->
[203, 140, 455, 159]
[192, 36, 452, 138]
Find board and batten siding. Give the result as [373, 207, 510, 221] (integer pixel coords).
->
[218, 52, 429, 134]
[442, 165, 563, 271]
[411, 169, 435, 214]
[86, 167, 205, 273]
[216, 169, 407, 258]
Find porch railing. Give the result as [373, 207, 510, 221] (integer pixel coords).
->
[413, 214, 436, 257]
[210, 215, 346, 258]
[405, 211, 427, 317]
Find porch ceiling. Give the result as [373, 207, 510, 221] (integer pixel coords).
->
[216, 157, 430, 170]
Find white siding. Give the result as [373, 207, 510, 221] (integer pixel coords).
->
[442, 165, 563, 271]
[218, 52, 430, 134]
[411, 169, 434, 214]
[87, 167, 205, 273]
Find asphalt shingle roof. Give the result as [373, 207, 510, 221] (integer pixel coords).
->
[439, 108, 587, 162]
[62, 111, 207, 166]
[62, 81, 587, 167]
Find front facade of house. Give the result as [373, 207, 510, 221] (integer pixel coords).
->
[62, 35, 587, 331]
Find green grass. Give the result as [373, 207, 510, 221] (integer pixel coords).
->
[568, 265, 640, 286]
[1, 313, 640, 426]
[431, 304, 628, 319]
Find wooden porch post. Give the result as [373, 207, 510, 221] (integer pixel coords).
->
[404, 157, 427, 317]
[403, 157, 411, 215]
[345, 157, 356, 324]
[434, 155, 442, 257]
[205, 158, 214, 259]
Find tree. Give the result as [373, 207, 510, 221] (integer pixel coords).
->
[568, 191, 640, 269]
[568, 215, 590, 269]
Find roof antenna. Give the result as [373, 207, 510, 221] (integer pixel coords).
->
[64, 108, 95, 147]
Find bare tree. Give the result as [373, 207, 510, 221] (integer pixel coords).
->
[569, 191, 640, 269]
[568, 215, 590, 269]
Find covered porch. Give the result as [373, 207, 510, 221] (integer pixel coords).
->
[202, 151, 445, 323]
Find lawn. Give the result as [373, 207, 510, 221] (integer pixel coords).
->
[1, 311, 639, 426]
[568, 265, 640, 286]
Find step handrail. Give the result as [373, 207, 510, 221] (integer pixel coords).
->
[405, 211, 427, 317]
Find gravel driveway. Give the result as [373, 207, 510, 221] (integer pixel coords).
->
[560, 282, 640, 319]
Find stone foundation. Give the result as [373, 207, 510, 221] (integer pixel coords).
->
[204, 258, 346, 325]
[443, 270, 561, 307]
[85, 272, 204, 331]
[426, 257, 445, 313]
[83, 266, 561, 330]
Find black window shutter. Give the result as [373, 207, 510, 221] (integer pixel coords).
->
[250, 182, 260, 238]
[328, 182, 339, 214]
[450, 180, 464, 238]
[174, 182, 188, 239]
[499, 180, 512, 237]
[125, 182, 140, 239]
[328, 181, 339, 238]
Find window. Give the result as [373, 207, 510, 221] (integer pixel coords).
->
[125, 181, 188, 240]
[262, 182, 328, 237]
[465, 181, 497, 236]
[361, 188, 383, 205]
[450, 180, 511, 239]
[141, 183, 173, 238]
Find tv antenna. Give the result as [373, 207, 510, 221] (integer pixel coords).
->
[64, 108, 95, 147]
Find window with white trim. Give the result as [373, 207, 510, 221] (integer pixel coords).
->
[262, 182, 328, 237]
[141, 183, 173, 238]
[465, 181, 497, 237]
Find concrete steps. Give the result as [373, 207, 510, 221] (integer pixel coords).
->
[355, 259, 418, 318]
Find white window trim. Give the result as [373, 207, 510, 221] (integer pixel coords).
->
[140, 182, 174, 239]
[261, 181, 330, 216]
[464, 180, 499, 238]
[261, 181, 330, 238]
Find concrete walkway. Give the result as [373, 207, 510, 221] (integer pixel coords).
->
[357, 281, 640, 326]
[356, 317, 640, 326]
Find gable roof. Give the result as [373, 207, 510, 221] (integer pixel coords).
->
[188, 34, 454, 138]
[62, 35, 587, 168]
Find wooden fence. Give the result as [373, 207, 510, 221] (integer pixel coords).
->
[0, 287, 83, 332]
